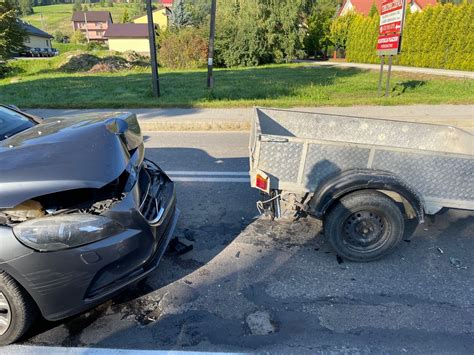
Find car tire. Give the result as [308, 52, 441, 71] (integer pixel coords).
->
[324, 190, 404, 262]
[0, 272, 37, 345]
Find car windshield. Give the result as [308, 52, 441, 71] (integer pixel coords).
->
[0, 106, 35, 141]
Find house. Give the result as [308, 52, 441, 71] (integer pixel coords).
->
[133, 8, 170, 30]
[104, 24, 150, 54]
[338, 0, 437, 16]
[72, 11, 113, 42]
[20, 22, 53, 50]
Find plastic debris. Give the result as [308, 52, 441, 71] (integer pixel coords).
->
[169, 238, 193, 255]
[437, 247, 444, 254]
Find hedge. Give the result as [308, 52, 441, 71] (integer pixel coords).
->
[345, 2, 474, 71]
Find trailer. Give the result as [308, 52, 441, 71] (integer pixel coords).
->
[249, 108, 474, 261]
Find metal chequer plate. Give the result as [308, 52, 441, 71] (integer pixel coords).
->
[258, 141, 302, 183]
[373, 150, 474, 201]
[303, 144, 371, 190]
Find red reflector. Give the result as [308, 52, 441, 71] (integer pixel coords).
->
[256, 174, 268, 190]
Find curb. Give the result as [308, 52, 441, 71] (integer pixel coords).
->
[138, 118, 473, 132]
[138, 119, 251, 131]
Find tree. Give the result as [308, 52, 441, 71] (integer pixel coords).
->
[368, 3, 378, 17]
[169, 0, 192, 28]
[185, 0, 211, 26]
[106, 0, 113, 8]
[70, 29, 87, 44]
[121, 8, 131, 23]
[330, 11, 356, 51]
[18, 0, 34, 16]
[73, 0, 82, 12]
[53, 30, 66, 42]
[214, 0, 309, 67]
[304, 0, 337, 58]
[0, 0, 27, 60]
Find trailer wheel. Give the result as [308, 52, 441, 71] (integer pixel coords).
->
[0, 272, 37, 345]
[325, 190, 404, 262]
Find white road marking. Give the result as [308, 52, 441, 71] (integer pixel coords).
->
[166, 171, 249, 176]
[165, 171, 251, 183]
[171, 177, 249, 183]
[3, 345, 245, 355]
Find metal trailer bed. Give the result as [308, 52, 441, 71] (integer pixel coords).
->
[249, 108, 473, 260]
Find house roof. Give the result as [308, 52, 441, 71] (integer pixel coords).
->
[72, 11, 113, 22]
[338, 0, 437, 16]
[19, 22, 53, 38]
[103, 24, 149, 39]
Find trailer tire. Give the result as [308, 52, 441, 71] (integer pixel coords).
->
[0, 272, 37, 345]
[325, 190, 404, 262]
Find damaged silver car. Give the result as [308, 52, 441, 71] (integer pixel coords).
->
[0, 105, 179, 344]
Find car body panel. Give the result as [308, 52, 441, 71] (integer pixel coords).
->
[0, 113, 143, 208]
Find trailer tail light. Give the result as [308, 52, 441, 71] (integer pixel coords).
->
[255, 172, 270, 193]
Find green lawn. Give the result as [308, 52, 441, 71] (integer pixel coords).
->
[21, 4, 133, 36]
[1, 59, 473, 108]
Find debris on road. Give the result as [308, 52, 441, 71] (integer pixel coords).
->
[246, 311, 277, 335]
[449, 257, 467, 270]
[169, 238, 194, 255]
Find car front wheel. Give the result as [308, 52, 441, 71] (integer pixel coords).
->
[0, 272, 37, 345]
[324, 190, 404, 262]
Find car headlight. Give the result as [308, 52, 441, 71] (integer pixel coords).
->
[13, 214, 124, 252]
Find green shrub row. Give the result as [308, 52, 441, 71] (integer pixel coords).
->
[346, 2, 474, 71]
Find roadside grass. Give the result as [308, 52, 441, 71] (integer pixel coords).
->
[21, 4, 132, 36]
[1, 61, 473, 108]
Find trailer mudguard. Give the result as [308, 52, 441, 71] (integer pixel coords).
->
[309, 169, 425, 223]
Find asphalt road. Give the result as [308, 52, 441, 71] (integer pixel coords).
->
[12, 132, 474, 353]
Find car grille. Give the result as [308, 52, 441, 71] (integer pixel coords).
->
[139, 160, 166, 224]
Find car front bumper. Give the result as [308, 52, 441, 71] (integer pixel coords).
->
[0, 162, 178, 321]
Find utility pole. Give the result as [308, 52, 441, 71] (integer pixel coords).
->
[207, 0, 217, 88]
[84, 12, 90, 43]
[146, 0, 160, 97]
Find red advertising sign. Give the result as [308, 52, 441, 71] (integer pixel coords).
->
[376, 34, 401, 55]
[377, 0, 406, 55]
[379, 0, 405, 35]
[379, 21, 402, 35]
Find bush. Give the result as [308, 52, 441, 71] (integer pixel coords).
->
[159, 28, 208, 69]
[0, 61, 12, 79]
[85, 41, 106, 51]
[215, 0, 306, 67]
[345, 2, 474, 71]
[53, 31, 66, 43]
[70, 30, 87, 44]
[330, 11, 356, 51]
[346, 13, 379, 64]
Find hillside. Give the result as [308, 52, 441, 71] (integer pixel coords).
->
[21, 4, 136, 36]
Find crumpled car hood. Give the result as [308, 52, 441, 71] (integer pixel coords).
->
[0, 112, 143, 208]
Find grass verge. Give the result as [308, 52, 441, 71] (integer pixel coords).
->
[1, 60, 473, 109]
